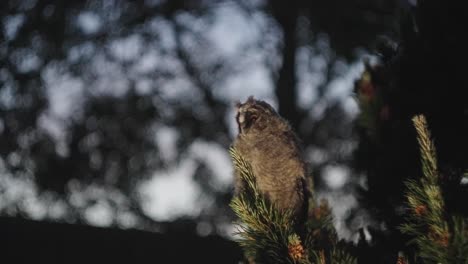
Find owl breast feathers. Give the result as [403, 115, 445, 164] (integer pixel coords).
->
[233, 96, 308, 220]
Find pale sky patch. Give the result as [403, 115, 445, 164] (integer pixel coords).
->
[218, 64, 274, 103]
[207, 3, 259, 57]
[190, 140, 233, 190]
[322, 165, 349, 190]
[77, 11, 102, 35]
[84, 199, 114, 227]
[317, 191, 359, 241]
[10, 48, 42, 73]
[43, 67, 85, 120]
[108, 34, 143, 62]
[139, 158, 203, 221]
[3, 14, 25, 40]
[154, 125, 179, 163]
[325, 61, 364, 102]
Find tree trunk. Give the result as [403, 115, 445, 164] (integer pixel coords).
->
[271, 1, 302, 129]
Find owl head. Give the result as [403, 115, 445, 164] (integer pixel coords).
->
[235, 96, 278, 134]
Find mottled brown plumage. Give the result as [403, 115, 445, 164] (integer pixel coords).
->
[233, 96, 308, 220]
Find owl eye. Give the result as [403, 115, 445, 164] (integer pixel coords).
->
[250, 115, 258, 122]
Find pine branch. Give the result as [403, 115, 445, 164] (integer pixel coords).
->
[229, 147, 305, 263]
[412, 115, 438, 184]
[229, 147, 357, 264]
[400, 115, 468, 263]
[330, 248, 357, 264]
[449, 216, 468, 264]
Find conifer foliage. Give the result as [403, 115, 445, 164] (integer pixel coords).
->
[229, 113, 468, 264]
[229, 147, 356, 264]
[228, 1, 468, 262]
[400, 115, 468, 264]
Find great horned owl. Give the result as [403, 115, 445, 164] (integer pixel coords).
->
[233, 96, 308, 220]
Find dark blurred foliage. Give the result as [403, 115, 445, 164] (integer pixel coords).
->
[0, 0, 400, 226]
[353, 0, 468, 262]
[0, 0, 429, 261]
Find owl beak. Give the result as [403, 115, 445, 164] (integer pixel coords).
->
[238, 112, 245, 124]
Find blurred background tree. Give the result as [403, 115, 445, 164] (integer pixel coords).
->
[4, 0, 457, 263]
[351, 0, 468, 262]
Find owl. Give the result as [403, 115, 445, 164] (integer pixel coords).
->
[233, 96, 308, 221]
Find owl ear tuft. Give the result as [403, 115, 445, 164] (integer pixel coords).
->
[247, 95, 255, 103]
